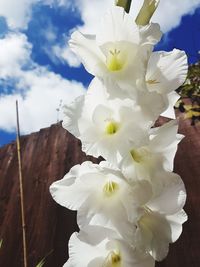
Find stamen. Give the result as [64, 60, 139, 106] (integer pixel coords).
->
[138, 206, 153, 229]
[103, 181, 119, 197]
[107, 49, 124, 71]
[105, 121, 119, 135]
[146, 79, 160, 85]
[103, 250, 121, 267]
[130, 147, 150, 163]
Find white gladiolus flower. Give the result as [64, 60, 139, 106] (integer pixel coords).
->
[50, 161, 151, 241]
[146, 49, 188, 118]
[121, 120, 184, 187]
[134, 172, 187, 261]
[63, 78, 155, 165]
[64, 226, 155, 267]
[69, 6, 162, 93]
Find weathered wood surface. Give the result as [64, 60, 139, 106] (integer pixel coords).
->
[0, 117, 199, 267]
[156, 116, 200, 267]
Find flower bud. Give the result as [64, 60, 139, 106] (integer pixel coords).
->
[115, 0, 132, 13]
[136, 0, 160, 26]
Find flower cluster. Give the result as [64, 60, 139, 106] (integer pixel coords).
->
[50, 2, 188, 266]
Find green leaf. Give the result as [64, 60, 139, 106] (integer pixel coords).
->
[0, 239, 3, 249]
[36, 258, 45, 267]
[35, 249, 53, 267]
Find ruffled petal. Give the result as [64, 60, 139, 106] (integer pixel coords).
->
[63, 259, 73, 267]
[136, 211, 171, 261]
[161, 91, 180, 119]
[150, 120, 179, 150]
[139, 23, 162, 46]
[68, 231, 107, 267]
[69, 32, 106, 76]
[49, 162, 99, 210]
[62, 95, 85, 137]
[166, 209, 188, 242]
[96, 6, 140, 45]
[147, 172, 186, 215]
[137, 90, 167, 123]
[149, 120, 184, 171]
[146, 49, 188, 94]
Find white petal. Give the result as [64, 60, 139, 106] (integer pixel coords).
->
[139, 23, 162, 46]
[49, 162, 99, 210]
[150, 120, 179, 150]
[166, 209, 188, 242]
[63, 259, 73, 267]
[115, 239, 155, 267]
[68, 231, 106, 267]
[96, 6, 140, 45]
[149, 120, 184, 171]
[137, 90, 167, 123]
[136, 211, 171, 261]
[131, 180, 153, 207]
[62, 95, 85, 137]
[69, 31, 106, 76]
[92, 104, 113, 131]
[146, 49, 188, 94]
[161, 91, 180, 119]
[147, 172, 186, 215]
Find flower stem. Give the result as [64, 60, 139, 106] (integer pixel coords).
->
[115, 0, 132, 13]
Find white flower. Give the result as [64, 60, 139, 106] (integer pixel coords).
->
[134, 172, 187, 261]
[69, 6, 162, 93]
[146, 49, 188, 118]
[62, 78, 153, 165]
[121, 120, 183, 188]
[50, 161, 151, 242]
[64, 226, 155, 267]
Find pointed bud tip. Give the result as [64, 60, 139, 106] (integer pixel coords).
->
[136, 0, 160, 26]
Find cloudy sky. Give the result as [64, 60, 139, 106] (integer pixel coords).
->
[0, 0, 200, 146]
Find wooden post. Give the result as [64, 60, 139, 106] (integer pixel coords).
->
[16, 100, 28, 267]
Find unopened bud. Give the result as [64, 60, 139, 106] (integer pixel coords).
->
[136, 0, 160, 26]
[115, 0, 132, 13]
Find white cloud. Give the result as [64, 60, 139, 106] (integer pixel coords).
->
[0, 0, 37, 29]
[0, 0, 60, 30]
[0, 33, 85, 134]
[51, 44, 81, 67]
[71, 0, 200, 33]
[0, 33, 31, 78]
[147, 0, 200, 32]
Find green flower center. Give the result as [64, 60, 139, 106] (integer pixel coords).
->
[130, 147, 150, 163]
[138, 207, 154, 229]
[103, 181, 119, 197]
[106, 49, 124, 72]
[105, 121, 119, 135]
[104, 250, 121, 267]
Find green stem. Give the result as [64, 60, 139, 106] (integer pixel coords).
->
[115, 0, 132, 13]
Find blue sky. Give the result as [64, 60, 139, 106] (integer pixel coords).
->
[0, 0, 200, 146]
